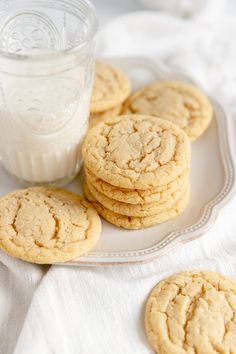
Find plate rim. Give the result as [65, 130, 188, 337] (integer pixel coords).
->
[62, 56, 236, 266]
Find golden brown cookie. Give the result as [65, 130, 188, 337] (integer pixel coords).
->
[90, 61, 131, 113]
[86, 178, 188, 217]
[84, 182, 189, 230]
[85, 167, 189, 205]
[123, 80, 213, 141]
[0, 187, 101, 264]
[145, 270, 236, 354]
[83, 115, 191, 190]
[89, 103, 122, 128]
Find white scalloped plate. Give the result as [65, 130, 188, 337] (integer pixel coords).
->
[1, 57, 236, 266]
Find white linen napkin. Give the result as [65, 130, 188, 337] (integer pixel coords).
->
[139, 0, 224, 19]
[98, 12, 236, 113]
[1, 11, 236, 354]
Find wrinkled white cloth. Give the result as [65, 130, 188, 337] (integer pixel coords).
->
[139, 0, 224, 19]
[98, 12, 236, 113]
[1, 11, 236, 354]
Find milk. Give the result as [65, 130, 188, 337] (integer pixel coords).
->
[0, 49, 94, 185]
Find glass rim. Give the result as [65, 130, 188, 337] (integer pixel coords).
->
[0, 0, 98, 62]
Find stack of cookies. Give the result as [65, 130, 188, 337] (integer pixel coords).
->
[89, 61, 131, 128]
[83, 115, 191, 230]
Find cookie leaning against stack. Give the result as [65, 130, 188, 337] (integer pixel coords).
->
[0, 187, 101, 264]
[83, 115, 191, 230]
[123, 80, 213, 141]
[89, 61, 131, 127]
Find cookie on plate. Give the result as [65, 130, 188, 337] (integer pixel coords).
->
[84, 181, 189, 230]
[86, 178, 189, 217]
[90, 61, 131, 113]
[123, 80, 213, 141]
[0, 187, 101, 264]
[83, 115, 191, 189]
[89, 103, 123, 128]
[85, 167, 189, 205]
[145, 270, 236, 354]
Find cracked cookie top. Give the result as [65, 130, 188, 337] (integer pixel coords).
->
[123, 80, 213, 141]
[145, 270, 236, 354]
[83, 115, 191, 189]
[90, 61, 131, 113]
[0, 187, 101, 264]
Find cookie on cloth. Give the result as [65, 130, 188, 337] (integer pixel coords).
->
[123, 80, 213, 141]
[90, 61, 131, 113]
[84, 181, 189, 230]
[0, 187, 101, 264]
[86, 177, 189, 217]
[85, 167, 189, 205]
[83, 115, 191, 190]
[145, 270, 236, 354]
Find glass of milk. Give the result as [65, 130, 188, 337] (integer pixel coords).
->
[0, 0, 97, 186]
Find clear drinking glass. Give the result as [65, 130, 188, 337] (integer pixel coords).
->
[0, 0, 97, 186]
